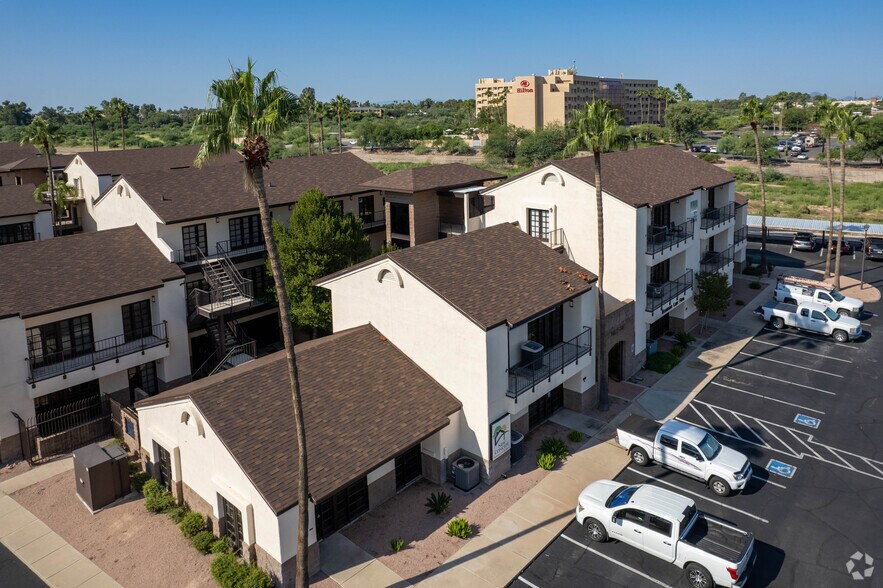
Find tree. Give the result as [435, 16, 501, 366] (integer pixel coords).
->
[716, 135, 738, 154]
[674, 83, 693, 103]
[273, 189, 372, 336]
[191, 59, 312, 587]
[717, 115, 743, 134]
[664, 102, 704, 149]
[741, 97, 772, 276]
[515, 124, 567, 167]
[811, 98, 838, 278]
[300, 88, 316, 156]
[315, 102, 328, 153]
[653, 87, 665, 124]
[20, 116, 63, 236]
[773, 91, 789, 136]
[482, 125, 529, 164]
[859, 116, 883, 165]
[104, 97, 130, 149]
[694, 272, 733, 333]
[82, 106, 100, 152]
[331, 95, 349, 153]
[0, 100, 33, 126]
[564, 100, 628, 412]
[33, 181, 77, 232]
[832, 108, 865, 289]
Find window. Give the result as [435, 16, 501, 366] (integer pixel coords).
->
[186, 279, 208, 314]
[527, 305, 563, 350]
[239, 265, 273, 302]
[647, 514, 673, 536]
[395, 444, 422, 490]
[527, 208, 550, 240]
[681, 444, 703, 461]
[811, 310, 827, 321]
[818, 292, 832, 302]
[27, 315, 94, 368]
[316, 477, 369, 540]
[220, 495, 244, 554]
[698, 434, 721, 459]
[800, 308, 810, 317]
[358, 195, 375, 223]
[121, 300, 152, 341]
[156, 444, 172, 491]
[229, 215, 264, 250]
[659, 435, 679, 450]
[0, 221, 36, 245]
[128, 361, 158, 399]
[182, 224, 207, 262]
[620, 509, 645, 525]
[607, 486, 637, 508]
[389, 202, 409, 236]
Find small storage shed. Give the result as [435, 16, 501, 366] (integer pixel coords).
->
[72, 443, 131, 512]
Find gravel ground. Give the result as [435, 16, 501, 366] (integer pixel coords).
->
[12, 472, 215, 588]
[0, 460, 31, 484]
[342, 421, 573, 583]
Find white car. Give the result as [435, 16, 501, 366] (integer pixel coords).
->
[709, 145, 718, 153]
[775, 276, 863, 317]
[796, 154, 808, 159]
[576, 481, 757, 588]
[755, 300, 863, 342]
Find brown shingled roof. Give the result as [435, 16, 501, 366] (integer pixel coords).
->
[114, 152, 383, 223]
[0, 225, 184, 319]
[136, 324, 460, 513]
[490, 146, 734, 208]
[0, 153, 74, 172]
[0, 184, 49, 219]
[73, 144, 241, 177]
[319, 223, 597, 329]
[360, 163, 504, 193]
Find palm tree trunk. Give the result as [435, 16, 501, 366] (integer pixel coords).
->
[250, 165, 310, 586]
[306, 118, 312, 156]
[753, 128, 768, 275]
[91, 123, 98, 152]
[337, 114, 343, 154]
[120, 115, 126, 150]
[834, 145, 846, 289]
[824, 136, 834, 276]
[43, 141, 58, 237]
[319, 119, 325, 153]
[593, 151, 609, 412]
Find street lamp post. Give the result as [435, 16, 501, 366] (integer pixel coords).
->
[861, 224, 870, 289]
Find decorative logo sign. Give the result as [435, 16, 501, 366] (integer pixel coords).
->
[517, 79, 534, 93]
[846, 552, 874, 580]
[490, 414, 511, 460]
[520, 80, 530, 87]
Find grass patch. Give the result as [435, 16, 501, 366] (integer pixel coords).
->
[736, 177, 883, 223]
[370, 162, 433, 174]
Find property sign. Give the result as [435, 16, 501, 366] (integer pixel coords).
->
[490, 414, 511, 460]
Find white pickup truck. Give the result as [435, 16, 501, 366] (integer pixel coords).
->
[755, 300, 862, 342]
[577, 481, 757, 588]
[775, 276, 863, 317]
[616, 415, 752, 496]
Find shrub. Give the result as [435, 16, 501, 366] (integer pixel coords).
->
[567, 430, 583, 444]
[165, 504, 188, 523]
[538, 437, 569, 461]
[736, 299, 746, 306]
[762, 169, 784, 183]
[537, 453, 557, 471]
[240, 565, 274, 588]
[671, 345, 685, 358]
[179, 511, 206, 538]
[130, 469, 151, 493]
[646, 351, 680, 374]
[211, 554, 242, 588]
[446, 517, 473, 539]
[192, 530, 215, 554]
[390, 538, 405, 552]
[698, 153, 721, 163]
[425, 491, 453, 515]
[143, 479, 176, 513]
[727, 166, 756, 182]
[411, 143, 430, 155]
[675, 331, 695, 346]
[749, 281, 762, 290]
[210, 538, 232, 555]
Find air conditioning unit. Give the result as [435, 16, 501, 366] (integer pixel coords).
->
[521, 341, 544, 366]
[453, 456, 480, 491]
[647, 283, 664, 298]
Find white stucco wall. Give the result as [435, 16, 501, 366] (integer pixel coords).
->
[64, 157, 102, 233]
[0, 316, 32, 442]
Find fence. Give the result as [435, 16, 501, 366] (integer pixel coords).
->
[13, 396, 112, 463]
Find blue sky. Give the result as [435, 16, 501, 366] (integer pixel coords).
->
[2, 0, 881, 109]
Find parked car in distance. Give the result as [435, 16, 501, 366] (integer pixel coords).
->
[791, 145, 802, 153]
[692, 145, 710, 153]
[792, 232, 817, 251]
[866, 237, 883, 260]
[774, 276, 863, 317]
[576, 481, 757, 588]
[755, 300, 862, 342]
[615, 415, 752, 496]
[830, 240, 853, 255]
[796, 154, 808, 160]
[709, 145, 718, 153]
[777, 144, 786, 152]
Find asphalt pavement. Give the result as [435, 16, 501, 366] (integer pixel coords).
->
[0, 542, 47, 587]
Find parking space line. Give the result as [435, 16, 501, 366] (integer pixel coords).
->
[862, 458, 883, 477]
[737, 352, 844, 377]
[725, 366, 837, 395]
[710, 381, 826, 415]
[731, 412, 768, 444]
[560, 534, 674, 587]
[747, 339, 852, 363]
[517, 576, 543, 588]
[624, 467, 770, 523]
[706, 403, 742, 438]
[689, 403, 716, 431]
[754, 420, 799, 457]
[822, 446, 857, 470]
[785, 429, 824, 461]
[757, 476, 788, 490]
[761, 327, 856, 349]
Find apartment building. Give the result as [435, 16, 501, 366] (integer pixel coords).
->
[358, 163, 504, 248]
[0, 226, 191, 462]
[0, 184, 53, 245]
[0, 141, 72, 188]
[483, 147, 741, 381]
[475, 68, 661, 130]
[88, 152, 385, 376]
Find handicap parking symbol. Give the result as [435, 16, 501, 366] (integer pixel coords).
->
[767, 459, 797, 479]
[794, 414, 821, 429]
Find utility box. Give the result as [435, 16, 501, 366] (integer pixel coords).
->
[452, 456, 480, 491]
[521, 341, 544, 366]
[73, 443, 131, 513]
[510, 431, 525, 464]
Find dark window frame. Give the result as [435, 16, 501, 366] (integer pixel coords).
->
[358, 194, 375, 223]
[229, 214, 264, 250]
[527, 208, 550, 240]
[220, 495, 244, 554]
[182, 223, 207, 262]
[121, 300, 152, 341]
[156, 444, 172, 491]
[0, 221, 36, 245]
[27, 314, 94, 369]
[659, 435, 679, 450]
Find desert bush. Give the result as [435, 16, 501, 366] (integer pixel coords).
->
[143, 479, 176, 513]
[211, 555, 274, 588]
[210, 538, 232, 555]
[179, 511, 206, 538]
[646, 351, 680, 374]
[165, 504, 188, 523]
[567, 430, 583, 443]
[446, 517, 473, 539]
[537, 453, 557, 471]
[192, 530, 215, 554]
[390, 538, 405, 552]
[425, 491, 453, 515]
[411, 143, 430, 155]
[538, 437, 569, 461]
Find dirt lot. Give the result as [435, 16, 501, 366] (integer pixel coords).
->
[723, 158, 883, 184]
[341, 421, 574, 584]
[0, 460, 31, 484]
[349, 148, 484, 165]
[13, 471, 215, 588]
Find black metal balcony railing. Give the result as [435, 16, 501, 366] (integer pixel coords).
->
[27, 321, 168, 384]
[735, 227, 747, 245]
[700, 246, 734, 274]
[171, 248, 199, 265]
[700, 203, 736, 230]
[507, 328, 592, 399]
[359, 209, 386, 229]
[217, 240, 267, 258]
[646, 219, 695, 255]
[646, 269, 694, 313]
[438, 222, 466, 236]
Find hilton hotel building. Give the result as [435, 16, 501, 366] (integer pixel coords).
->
[476, 68, 661, 130]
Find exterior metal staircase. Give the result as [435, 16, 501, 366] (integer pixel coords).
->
[189, 248, 254, 319]
[193, 319, 257, 380]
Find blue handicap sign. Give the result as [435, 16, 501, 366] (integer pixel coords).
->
[767, 459, 797, 479]
[794, 414, 821, 429]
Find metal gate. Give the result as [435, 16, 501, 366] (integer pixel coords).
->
[13, 396, 111, 464]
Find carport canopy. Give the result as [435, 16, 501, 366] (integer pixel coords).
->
[747, 215, 883, 237]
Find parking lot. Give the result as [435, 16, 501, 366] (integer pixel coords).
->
[511, 247, 883, 587]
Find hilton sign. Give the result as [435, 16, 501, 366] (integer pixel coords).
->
[516, 79, 533, 94]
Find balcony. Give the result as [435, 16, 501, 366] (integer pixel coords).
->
[507, 328, 592, 399]
[700, 246, 734, 274]
[700, 203, 736, 232]
[734, 227, 747, 247]
[646, 219, 695, 257]
[171, 248, 200, 266]
[646, 269, 693, 314]
[438, 222, 466, 237]
[27, 322, 168, 384]
[359, 209, 386, 230]
[217, 240, 267, 259]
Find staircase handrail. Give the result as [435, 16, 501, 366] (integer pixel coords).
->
[209, 340, 257, 377]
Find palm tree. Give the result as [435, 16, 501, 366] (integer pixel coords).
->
[811, 98, 838, 277]
[674, 83, 692, 103]
[106, 97, 129, 149]
[653, 87, 665, 124]
[331, 95, 349, 153]
[20, 116, 63, 236]
[832, 108, 865, 289]
[564, 100, 628, 412]
[741, 97, 772, 276]
[315, 102, 327, 153]
[300, 88, 316, 156]
[82, 106, 100, 152]
[192, 59, 310, 587]
[33, 181, 77, 235]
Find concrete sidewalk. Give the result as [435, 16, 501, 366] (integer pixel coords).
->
[0, 458, 120, 588]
